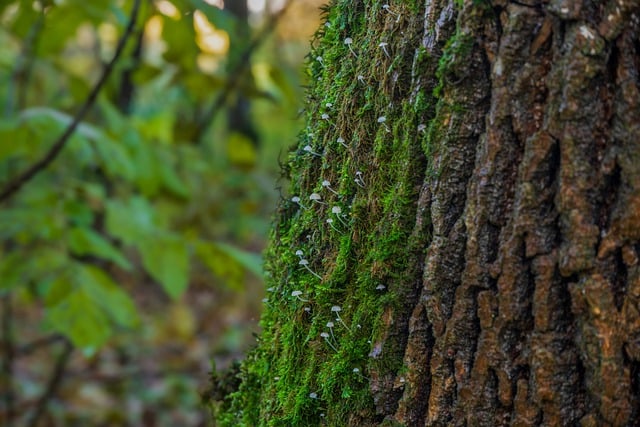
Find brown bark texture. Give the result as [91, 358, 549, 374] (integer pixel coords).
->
[213, 1, 640, 426]
[397, 1, 640, 425]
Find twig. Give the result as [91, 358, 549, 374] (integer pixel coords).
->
[17, 334, 66, 357]
[25, 338, 73, 427]
[0, 0, 142, 204]
[193, 1, 293, 142]
[1, 294, 15, 427]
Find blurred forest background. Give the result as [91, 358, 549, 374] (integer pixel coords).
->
[0, 0, 323, 425]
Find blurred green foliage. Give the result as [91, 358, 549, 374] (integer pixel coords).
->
[0, 0, 303, 359]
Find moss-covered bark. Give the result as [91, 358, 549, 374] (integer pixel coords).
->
[210, 0, 640, 425]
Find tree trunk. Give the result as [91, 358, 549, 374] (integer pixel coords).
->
[211, 0, 640, 425]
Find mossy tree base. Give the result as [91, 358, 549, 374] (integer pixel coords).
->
[210, 1, 640, 425]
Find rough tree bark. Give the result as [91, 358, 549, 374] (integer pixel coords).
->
[211, 0, 640, 425]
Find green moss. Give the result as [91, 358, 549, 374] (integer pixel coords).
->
[210, 0, 480, 425]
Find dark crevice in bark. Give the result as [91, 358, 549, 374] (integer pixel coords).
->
[629, 359, 640, 419]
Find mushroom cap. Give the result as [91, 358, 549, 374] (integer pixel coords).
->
[309, 193, 322, 201]
[331, 206, 342, 214]
[295, 250, 304, 256]
[291, 290, 303, 297]
[344, 37, 353, 44]
[299, 259, 309, 266]
[326, 321, 334, 328]
[292, 196, 301, 202]
[331, 305, 342, 312]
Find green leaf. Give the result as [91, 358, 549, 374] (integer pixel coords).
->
[0, 252, 29, 294]
[215, 241, 263, 278]
[79, 265, 139, 328]
[0, 118, 28, 162]
[41, 273, 74, 307]
[68, 227, 133, 271]
[124, 131, 160, 196]
[105, 197, 155, 245]
[156, 146, 190, 198]
[194, 240, 243, 290]
[139, 233, 189, 299]
[63, 199, 94, 227]
[45, 289, 111, 350]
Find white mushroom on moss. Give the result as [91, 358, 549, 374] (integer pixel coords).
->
[337, 136, 348, 148]
[331, 205, 348, 226]
[299, 259, 322, 280]
[344, 37, 358, 57]
[326, 321, 336, 341]
[303, 145, 322, 157]
[291, 290, 309, 302]
[322, 180, 339, 195]
[309, 192, 326, 205]
[331, 305, 352, 332]
[326, 218, 341, 233]
[320, 332, 338, 352]
[378, 42, 390, 58]
[354, 171, 366, 188]
[292, 196, 308, 209]
[382, 4, 401, 22]
[377, 115, 390, 132]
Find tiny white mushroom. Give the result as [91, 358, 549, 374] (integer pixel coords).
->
[327, 321, 336, 340]
[309, 392, 318, 399]
[377, 116, 390, 132]
[379, 42, 390, 58]
[352, 367, 370, 380]
[292, 196, 308, 209]
[291, 290, 309, 302]
[344, 37, 358, 57]
[417, 123, 427, 133]
[376, 284, 386, 290]
[309, 192, 326, 205]
[331, 205, 348, 226]
[322, 180, 339, 195]
[327, 218, 341, 233]
[354, 170, 366, 188]
[320, 332, 338, 352]
[303, 145, 322, 157]
[337, 136, 348, 148]
[299, 259, 322, 280]
[295, 250, 304, 258]
[331, 305, 352, 332]
[382, 4, 401, 22]
[357, 75, 366, 84]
